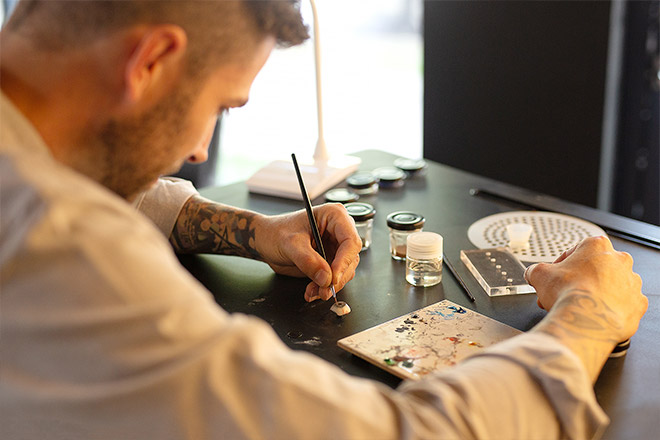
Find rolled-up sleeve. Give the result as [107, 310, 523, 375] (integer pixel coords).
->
[132, 177, 198, 237]
[398, 332, 609, 439]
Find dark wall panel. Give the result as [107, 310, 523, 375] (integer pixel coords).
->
[423, 0, 611, 208]
[612, 1, 659, 225]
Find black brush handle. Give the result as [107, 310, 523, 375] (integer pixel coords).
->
[291, 154, 327, 260]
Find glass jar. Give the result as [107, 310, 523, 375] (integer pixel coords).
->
[346, 172, 379, 195]
[373, 167, 405, 189]
[386, 211, 425, 260]
[324, 188, 359, 204]
[406, 232, 443, 287]
[393, 157, 428, 179]
[344, 202, 376, 251]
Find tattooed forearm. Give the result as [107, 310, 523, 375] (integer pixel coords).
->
[170, 195, 262, 259]
[536, 290, 622, 343]
[533, 290, 622, 382]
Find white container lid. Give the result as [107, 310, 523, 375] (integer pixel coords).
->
[505, 223, 533, 250]
[407, 232, 443, 259]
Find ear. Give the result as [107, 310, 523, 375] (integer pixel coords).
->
[123, 25, 188, 104]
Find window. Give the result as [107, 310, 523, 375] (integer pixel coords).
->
[217, 0, 423, 185]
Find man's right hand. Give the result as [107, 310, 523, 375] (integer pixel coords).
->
[525, 236, 648, 382]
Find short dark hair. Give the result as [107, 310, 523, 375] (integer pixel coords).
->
[6, 0, 309, 76]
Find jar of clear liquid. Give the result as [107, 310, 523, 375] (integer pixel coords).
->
[344, 202, 375, 251]
[406, 232, 443, 287]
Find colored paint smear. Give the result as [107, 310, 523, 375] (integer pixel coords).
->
[401, 360, 414, 368]
[468, 341, 483, 347]
[384, 358, 396, 366]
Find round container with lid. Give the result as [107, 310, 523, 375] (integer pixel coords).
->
[344, 202, 376, 251]
[393, 158, 428, 178]
[406, 232, 443, 287]
[324, 188, 359, 204]
[386, 211, 425, 260]
[346, 172, 379, 195]
[373, 167, 406, 189]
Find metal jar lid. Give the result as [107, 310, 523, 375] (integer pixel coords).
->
[345, 202, 376, 222]
[346, 171, 378, 189]
[393, 158, 428, 174]
[324, 188, 359, 204]
[373, 167, 406, 185]
[386, 211, 425, 230]
[373, 166, 406, 182]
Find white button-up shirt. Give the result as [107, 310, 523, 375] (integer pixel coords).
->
[0, 92, 608, 439]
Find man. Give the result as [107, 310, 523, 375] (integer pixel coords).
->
[0, 1, 648, 439]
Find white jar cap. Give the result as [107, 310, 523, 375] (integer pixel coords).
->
[407, 231, 443, 259]
[506, 223, 533, 250]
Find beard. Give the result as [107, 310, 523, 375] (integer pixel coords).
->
[96, 90, 193, 200]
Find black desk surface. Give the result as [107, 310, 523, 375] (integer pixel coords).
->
[179, 150, 660, 440]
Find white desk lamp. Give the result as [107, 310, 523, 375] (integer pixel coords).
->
[246, 0, 361, 200]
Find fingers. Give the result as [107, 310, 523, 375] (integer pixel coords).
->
[314, 203, 362, 291]
[526, 235, 637, 313]
[524, 262, 556, 310]
[333, 253, 359, 292]
[296, 204, 361, 302]
[536, 298, 545, 310]
[303, 253, 359, 303]
[552, 235, 609, 263]
[527, 236, 615, 286]
[524, 262, 545, 286]
[304, 282, 339, 302]
[293, 249, 332, 288]
[552, 243, 579, 263]
[304, 283, 322, 302]
[578, 235, 614, 253]
[618, 250, 634, 270]
[330, 243, 360, 289]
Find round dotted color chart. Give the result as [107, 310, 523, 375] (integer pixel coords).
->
[467, 211, 607, 263]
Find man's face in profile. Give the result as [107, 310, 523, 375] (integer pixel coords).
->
[96, 37, 276, 201]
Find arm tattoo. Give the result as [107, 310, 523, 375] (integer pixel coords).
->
[170, 195, 262, 259]
[546, 291, 622, 343]
[534, 290, 622, 380]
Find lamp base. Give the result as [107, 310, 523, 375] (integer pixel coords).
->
[246, 155, 361, 200]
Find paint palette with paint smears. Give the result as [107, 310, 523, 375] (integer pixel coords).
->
[337, 300, 522, 381]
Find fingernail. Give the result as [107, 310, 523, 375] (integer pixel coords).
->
[314, 270, 330, 287]
[307, 295, 321, 303]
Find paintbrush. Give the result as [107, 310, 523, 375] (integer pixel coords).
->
[291, 154, 337, 304]
[443, 253, 476, 302]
